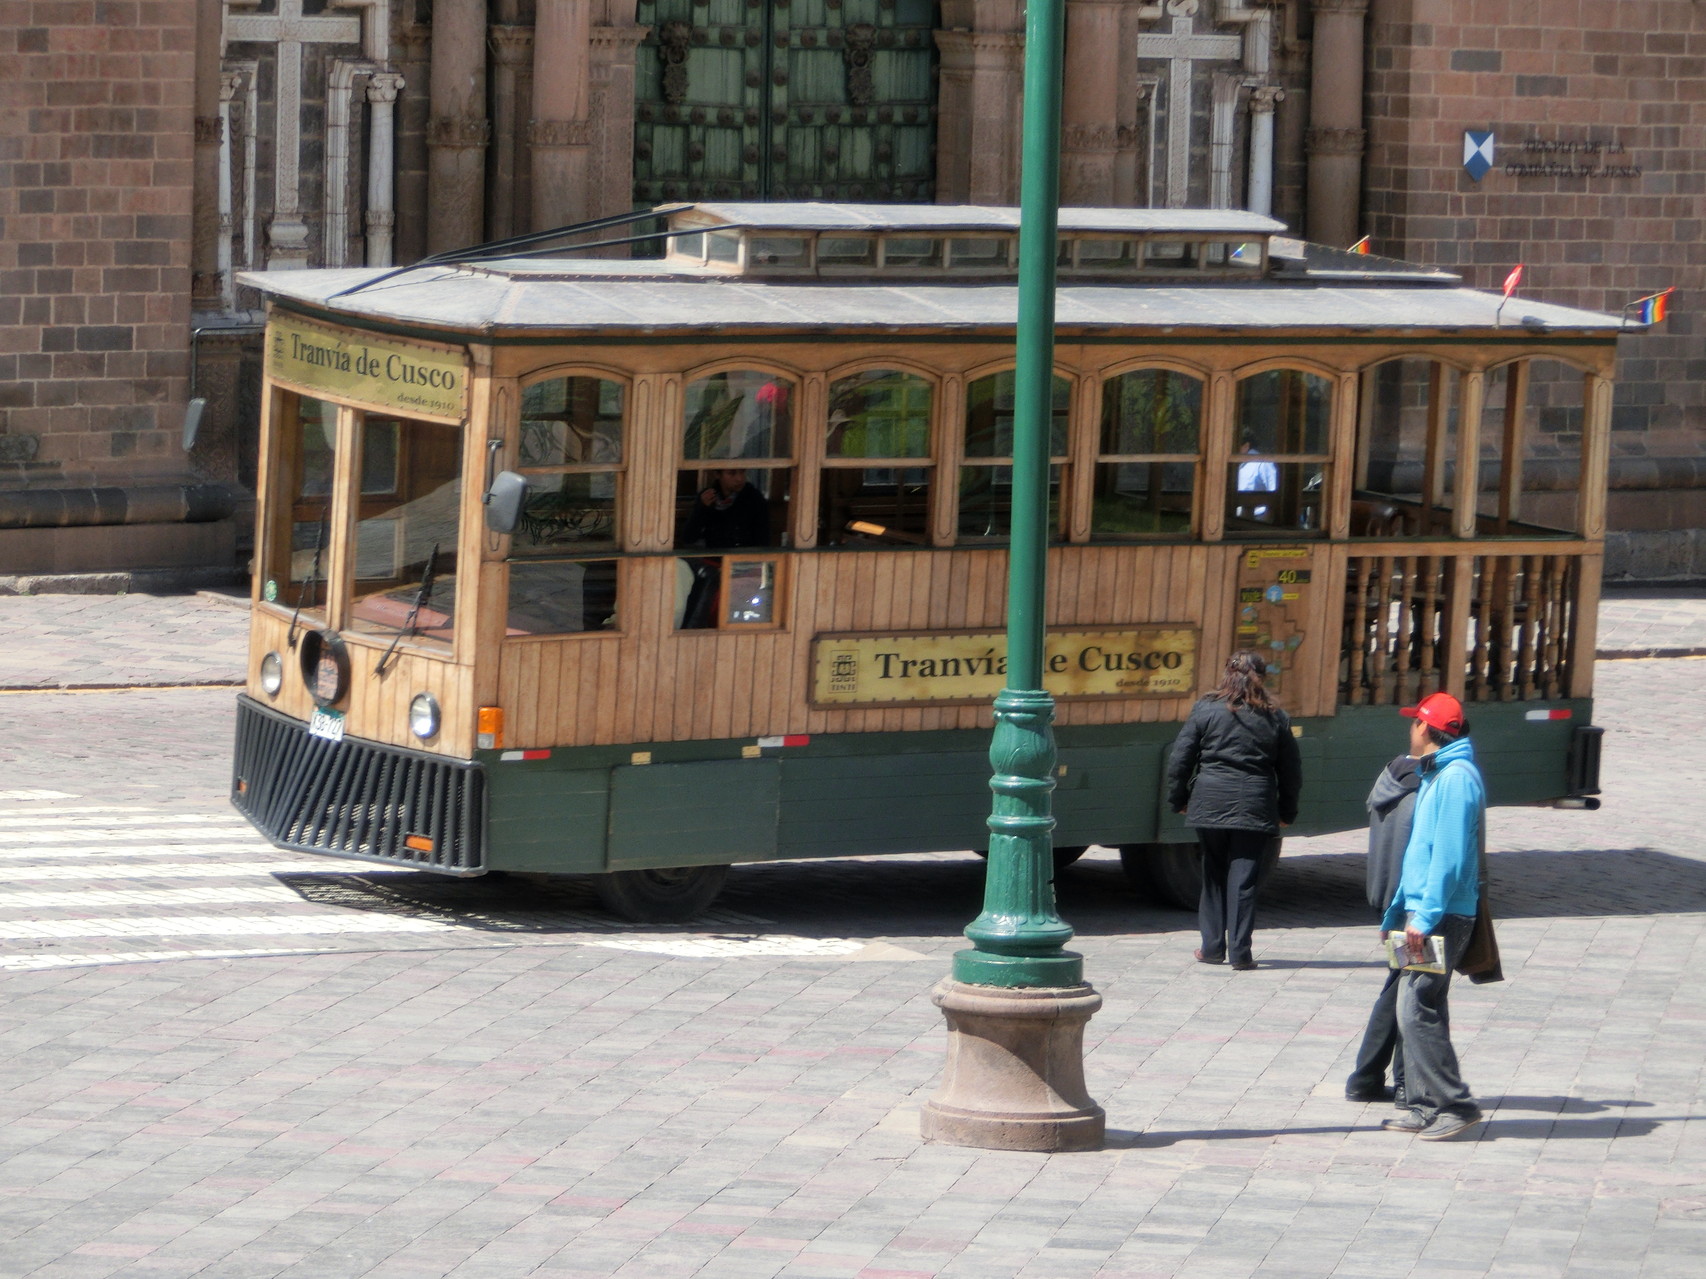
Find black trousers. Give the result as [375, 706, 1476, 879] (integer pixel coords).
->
[1347, 963, 1405, 1100]
[1195, 827, 1267, 965]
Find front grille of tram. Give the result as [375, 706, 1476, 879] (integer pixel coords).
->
[232, 696, 486, 874]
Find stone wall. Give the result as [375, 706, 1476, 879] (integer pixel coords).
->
[1363, 0, 1706, 578]
[0, 0, 200, 492]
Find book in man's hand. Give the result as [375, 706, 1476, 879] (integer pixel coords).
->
[1385, 930, 1445, 973]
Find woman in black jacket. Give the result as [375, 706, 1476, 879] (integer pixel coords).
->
[1166, 651, 1303, 970]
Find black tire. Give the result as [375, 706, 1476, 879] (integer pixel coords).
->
[1120, 841, 1202, 910]
[1119, 836, 1283, 911]
[972, 845, 1090, 873]
[594, 864, 730, 923]
[1052, 845, 1089, 871]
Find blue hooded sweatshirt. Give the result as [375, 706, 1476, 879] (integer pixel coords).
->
[1380, 736, 1484, 935]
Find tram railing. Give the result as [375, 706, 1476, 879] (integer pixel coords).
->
[1340, 547, 1585, 706]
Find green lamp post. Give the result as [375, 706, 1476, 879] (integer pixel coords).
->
[919, 0, 1105, 1153]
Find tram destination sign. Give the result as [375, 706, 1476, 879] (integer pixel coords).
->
[810, 627, 1198, 708]
[266, 312, 469, 424]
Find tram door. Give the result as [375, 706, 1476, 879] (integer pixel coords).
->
[633, 0, 937, 207]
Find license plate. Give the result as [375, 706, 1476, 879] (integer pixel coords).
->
[307, 707, 345, 743]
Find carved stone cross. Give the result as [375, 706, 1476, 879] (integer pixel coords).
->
[225, 0, 367, 267]
[1137, 1, 1244, 207]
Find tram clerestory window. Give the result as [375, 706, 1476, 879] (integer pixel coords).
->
[676, 371, 793, 630]
[820, 369, 934, 547]
[1094, 369, 1202, 538]
[345, 414, 464, 645]
[1228, 369, 1333, 535]
[958, 371, 1069, 542]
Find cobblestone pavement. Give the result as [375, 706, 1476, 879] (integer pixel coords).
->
[0, 652, 1702, 1277]
[0, 583, 1701, 692]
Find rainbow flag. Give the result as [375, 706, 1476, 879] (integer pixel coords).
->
[1632, 288, 1673, 325]
[1349, 235, 1371, 255]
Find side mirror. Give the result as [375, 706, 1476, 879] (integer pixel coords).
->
[484, 469, 528, 534]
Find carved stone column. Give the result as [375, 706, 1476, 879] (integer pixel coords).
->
[590, 19, 649, 225]
[1306, 0, 1367, 247]
[531, 0, 595, 231]
[395, 23, 432, 264]
[1060, 0, 1124, 206]
[365, 73, 404, 266]
[935, 0, 1027, 205]
[488, 26, 533, 241]
[191, 0, 225, 312]
[1246, 84, 1284, 218]
[427, 0, 491, 255]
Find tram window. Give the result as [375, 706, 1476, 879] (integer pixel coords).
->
[706, 231, 741, 264]
[818, 237, 874, 266]
[513, 376, 624, 557]
[1228, 369, 1333, 534]
[947, 237, 1008, 269]
[506, 560, 619, 635]
[277, 394, 336, 612]
[677, 371, 792, 550]
[820, 369, 934, 546]
[346, 415, 464, 644]
[883, 238, 941, 268]
[1093, 369, 1202, 537]
[1077, 239, 1137, 267]
[750, 236, 808, 267]
[958, 371, 1069, 542]
[1144, 241, 1199, 269]
[723, 557, 780, 627]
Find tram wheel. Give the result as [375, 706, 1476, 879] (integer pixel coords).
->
[1118, 837, 1283, 911]
[594, 864, 730, 923]
[972, 845, 1091, 873]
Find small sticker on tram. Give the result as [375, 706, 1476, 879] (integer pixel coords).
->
[1525, 709, 1573, 721]
[757, 735, 812, 749]
[499, 749, 552, 761]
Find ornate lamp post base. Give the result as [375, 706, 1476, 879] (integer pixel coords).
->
[920, 979, 1106, 1152]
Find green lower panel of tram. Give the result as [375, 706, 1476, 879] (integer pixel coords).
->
[480, 700, 1597, 874]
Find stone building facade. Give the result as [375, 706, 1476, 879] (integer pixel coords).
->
[1, 0, 1700, 578]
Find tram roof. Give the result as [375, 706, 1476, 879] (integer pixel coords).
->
[247, 261, 1628, 340]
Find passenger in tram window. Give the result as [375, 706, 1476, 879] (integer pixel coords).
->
[682, 467, 771, 550]
[1235, 434, 1278, 520]
[678, 467, 772, 630]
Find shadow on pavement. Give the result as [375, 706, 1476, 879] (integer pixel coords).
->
[273, 842, 1706, 939]
[1110, 1105, 1672, 1147]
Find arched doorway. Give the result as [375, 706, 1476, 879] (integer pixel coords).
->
[633, 0, 937, 206]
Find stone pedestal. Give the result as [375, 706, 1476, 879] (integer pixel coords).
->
[920, 979, 1105, 1152]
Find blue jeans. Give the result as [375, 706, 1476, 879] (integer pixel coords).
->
[1396, 912, 1479, 1123]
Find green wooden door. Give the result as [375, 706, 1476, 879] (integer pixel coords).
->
[634, 0, 937, 205]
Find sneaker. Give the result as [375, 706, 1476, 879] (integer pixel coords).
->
[1230, 959, 1258, 971]
[1346, 1083, 1397, 1103]
[1418, 1111, 1484, 1142]
[1380, 1111, 1429, 1134]
[1193, 948, 1225, 965]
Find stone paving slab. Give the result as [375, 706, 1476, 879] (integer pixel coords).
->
[0, 660, 1701, 1275]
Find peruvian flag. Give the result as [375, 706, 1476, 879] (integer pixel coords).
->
[1502, 264, 1524, 297]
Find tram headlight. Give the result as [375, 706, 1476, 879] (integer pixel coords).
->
[259, 651, 284, 697]
[409, 692, 441, 741]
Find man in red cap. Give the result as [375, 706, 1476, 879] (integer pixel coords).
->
[1377, 690, 1486, 1140]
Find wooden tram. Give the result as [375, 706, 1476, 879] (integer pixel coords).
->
[233, 203, 1614, 921]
